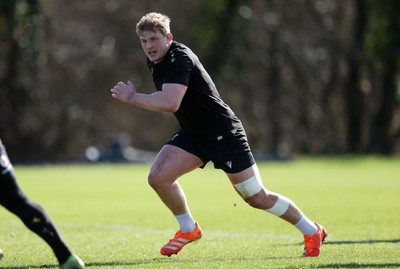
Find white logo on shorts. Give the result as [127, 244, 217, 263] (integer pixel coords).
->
[0, 154, 13, 175]
[171, 133, 179, 140]
[1, 154, 10, 168]
[225, 161, 232, 169]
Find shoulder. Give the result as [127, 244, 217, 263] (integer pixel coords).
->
[168, 41, 195, 64]
[170, 41, 191, 54]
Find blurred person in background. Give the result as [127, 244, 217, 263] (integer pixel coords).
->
[0, 139, 85, 269]
[111, 12, 327, 257]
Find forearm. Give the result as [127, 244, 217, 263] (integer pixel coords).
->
[130, 91, 176, 112]
[111, 81, 184, 112]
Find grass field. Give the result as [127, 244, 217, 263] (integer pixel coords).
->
[0, 156, 399, 268]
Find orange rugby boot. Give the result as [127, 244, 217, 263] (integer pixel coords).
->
[160, 223, 202, 256]
[303, 222, 327, 257]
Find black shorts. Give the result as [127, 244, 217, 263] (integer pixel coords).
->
[166, 128, 255, 173]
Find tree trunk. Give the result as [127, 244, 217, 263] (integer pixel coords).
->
[368, 0, 400, 154]
[345, 0, 367, 153]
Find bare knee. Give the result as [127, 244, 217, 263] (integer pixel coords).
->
[148, 168, 175, 192]
[148, 169, 163, 190]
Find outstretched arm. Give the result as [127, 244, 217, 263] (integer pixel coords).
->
[111, 80, 187, 112]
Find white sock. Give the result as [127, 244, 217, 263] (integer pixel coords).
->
[295, 216, 318, 236]
[175, 211, 196, 232]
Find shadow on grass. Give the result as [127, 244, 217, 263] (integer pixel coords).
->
[323, 238, 400, 245]
[292, 238, 400, 246]
[1, 265, 56, 269]
[317, 263, 400, 268]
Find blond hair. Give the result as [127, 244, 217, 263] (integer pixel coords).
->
[136, 12, 171, 36]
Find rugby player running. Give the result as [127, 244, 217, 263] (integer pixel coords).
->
[111, 12, 327, 257]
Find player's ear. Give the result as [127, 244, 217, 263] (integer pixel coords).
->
[166, 33, 173, 42]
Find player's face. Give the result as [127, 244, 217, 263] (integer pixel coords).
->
[139, 30, 172, 63]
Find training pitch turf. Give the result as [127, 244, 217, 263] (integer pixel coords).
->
[0, 156, 399, 268]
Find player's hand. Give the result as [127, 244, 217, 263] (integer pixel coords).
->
[111, 80, 136, 103]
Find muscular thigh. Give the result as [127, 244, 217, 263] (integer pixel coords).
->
[226, 164, 261, 185]
[150, 144, 204, 182]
